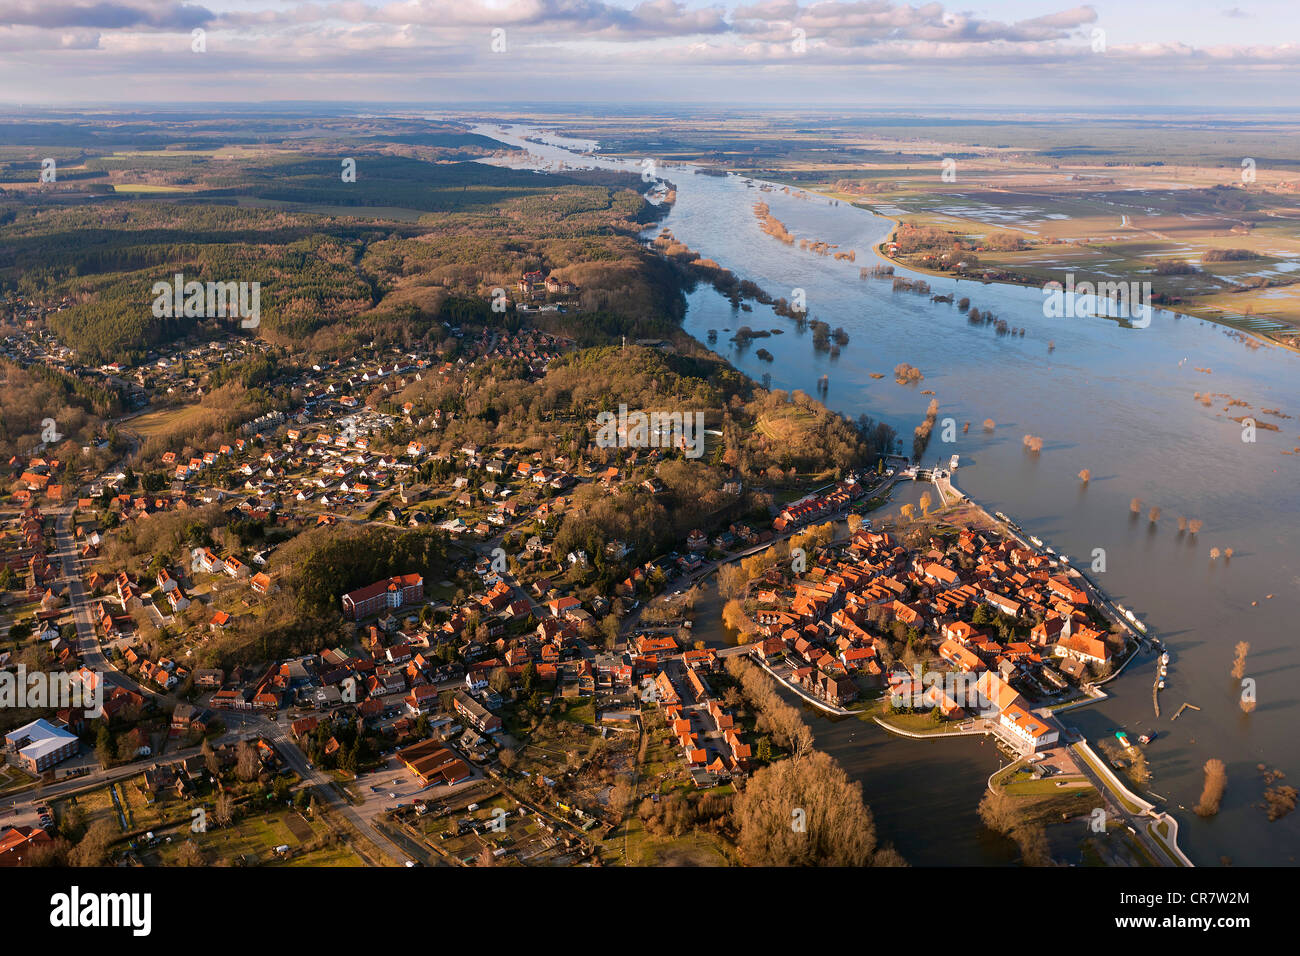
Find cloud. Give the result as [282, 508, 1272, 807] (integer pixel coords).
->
[0, 24, 100, 48]
[1, 0, 1296, 107]
[220, 0, 729, 37]
[0, 0, 212, 29]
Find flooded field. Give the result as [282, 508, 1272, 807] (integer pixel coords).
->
[477, 123, 1300, 866]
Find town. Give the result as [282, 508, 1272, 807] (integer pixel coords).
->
[1, 292, 1174, 867]
[2, 283, 909, 866]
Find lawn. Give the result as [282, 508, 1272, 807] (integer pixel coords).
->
[0, 764, 39, 796]
[876, 709, 967, 735]
[55, 784, 118, 831]
[617, 815, 733, 866]
[152, 809, 362, 866]
[1072, 744, 1145, 815]
[556, 697, 596, 726]
[279, 840, 366, 867]
[1001, 770, 1094, 797]
[128, 404, 214, 441]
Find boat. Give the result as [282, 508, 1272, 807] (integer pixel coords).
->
[995, 511, 1010, 523]
[1132, 618, 1147, 634]
[1160, 652, 1170, 665]
[1115, 730, 1133, 749]
[1139, 732, 1156, 745]
[1158, 680, 1165, 690]
[1059, 554, 1071, 564]
[950, 454, 960, 470]
[1029, 535, 1044, 548]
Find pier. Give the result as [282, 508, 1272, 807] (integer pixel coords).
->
[1171, 702, 1201, 722]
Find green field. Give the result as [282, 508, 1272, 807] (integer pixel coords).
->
[150, 809, 363, 867]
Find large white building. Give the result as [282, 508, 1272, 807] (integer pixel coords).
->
[4, 718, 79, 773]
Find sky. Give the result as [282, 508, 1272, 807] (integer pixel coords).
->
[1, 0, 1298, 107]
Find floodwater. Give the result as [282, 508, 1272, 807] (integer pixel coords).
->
[473, 122, 1300, 866]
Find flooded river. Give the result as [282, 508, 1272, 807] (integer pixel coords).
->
[473, 122, 1300, 866]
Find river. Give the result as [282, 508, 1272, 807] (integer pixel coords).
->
[469, 121, 1300, 866]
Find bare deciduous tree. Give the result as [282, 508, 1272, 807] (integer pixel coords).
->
[235, 740, 260, 782]
[733, 750, 891, 867]
[1231, 641, 1250, 681]
[215, 792, 236, 828]
[1195, 759, 1228, 817]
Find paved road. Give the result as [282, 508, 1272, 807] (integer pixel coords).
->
[51, 504, 170, 704]
[264, 722, 412, 866]
[1065, 739, 1181, 865]
[45, 412, 169, 708]
[0, 711, 270, 828]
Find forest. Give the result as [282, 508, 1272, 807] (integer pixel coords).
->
[1, 119, 666, 365]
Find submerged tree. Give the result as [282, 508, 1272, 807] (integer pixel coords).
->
[1231, 641, 1250, 681]
[1195, 759, 1228, 817]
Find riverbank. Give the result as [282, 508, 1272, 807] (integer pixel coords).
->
[485, 121, 1300, 866]
[864, 221, 1300, 355]
[727, 166, 1300, 354]
[930, 474, 1190, 864]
